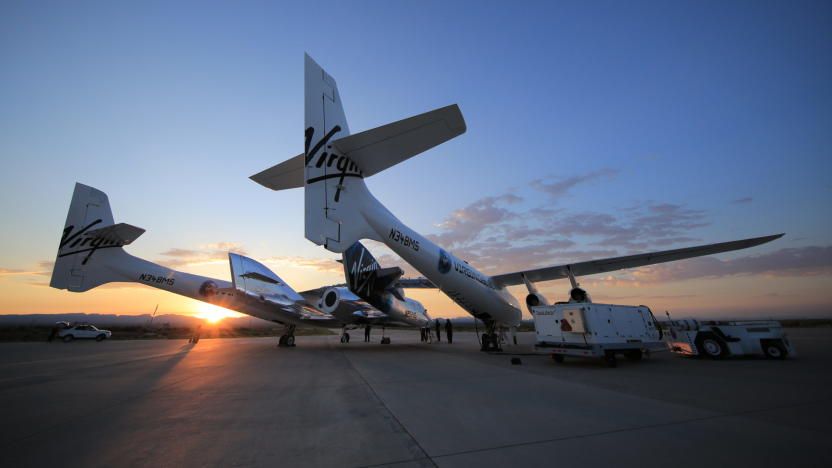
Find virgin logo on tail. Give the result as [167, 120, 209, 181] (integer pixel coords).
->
[57, 219, 121, 265]
[303, 126, 363, 202]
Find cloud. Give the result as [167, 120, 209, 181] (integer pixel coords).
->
[260, 256, 343, 274]
[732, 197, 753, 204]
[157, 242, 247, 268]
[430, 194, 524, 248]
[202, 242, 244, 250]
[417, 166, 721, 280]
[0, 268, 43, 277]
[0, 260, 54, 279]
[530, 169, 619, 198]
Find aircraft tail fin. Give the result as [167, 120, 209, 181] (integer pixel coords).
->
[342, 242, 403, 300]
[50, 183, 145, 292]
[228, 252, 304, 302]
[256, 54, 466, 253]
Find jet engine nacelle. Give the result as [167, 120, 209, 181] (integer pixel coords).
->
[569, 287, 592, 303]
[525, 293, 549, 308]
[318, 287, 344, 314]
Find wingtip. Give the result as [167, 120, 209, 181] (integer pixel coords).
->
[754, 233, 785, 245]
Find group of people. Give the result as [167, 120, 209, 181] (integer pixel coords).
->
[420, 318, 453, 344]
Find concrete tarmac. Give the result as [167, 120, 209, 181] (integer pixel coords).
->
[1, 329, 830, 467]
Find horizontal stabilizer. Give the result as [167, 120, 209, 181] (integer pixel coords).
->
[397, 277, 437, 288]
[331, 104, 466, 177]
[372, 266, 404, 292]
[490, 233, 785, 288]
[250, 153, 304, 191]
[84, 223, 145, 246]
[249, 104, 466, 191]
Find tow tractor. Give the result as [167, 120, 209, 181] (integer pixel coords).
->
[665, 318, 794, 359]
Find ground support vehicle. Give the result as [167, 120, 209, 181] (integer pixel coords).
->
[665, 319, 794, 359]
[531, 303, 665, 367]
[56, 323, 112, 342]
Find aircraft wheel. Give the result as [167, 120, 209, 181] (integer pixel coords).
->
[480, 334, 490, 351]
[286, 335, 295, 347]
[381, 337, 391, 345]
[278, 335, 287, 347]
[552, 354, 564, 363]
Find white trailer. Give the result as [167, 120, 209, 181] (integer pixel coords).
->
[531, 303, 665, 367]
[665, 319, 794, 359]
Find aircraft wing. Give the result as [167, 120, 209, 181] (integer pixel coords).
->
[397, 277, 437, 288]
[489, 233, 784, 289]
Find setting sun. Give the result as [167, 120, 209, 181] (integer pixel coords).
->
[194, 302, 242, 323]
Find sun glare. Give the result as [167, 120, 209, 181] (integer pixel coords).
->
[194, 303, 240, 323]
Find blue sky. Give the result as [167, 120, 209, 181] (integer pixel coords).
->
[1, 0, 830, 319]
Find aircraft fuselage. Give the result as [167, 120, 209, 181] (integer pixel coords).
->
[358, 186, 523, 327]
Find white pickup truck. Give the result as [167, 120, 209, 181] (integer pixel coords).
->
[665, 319, 794, 359]
[57, 323, 112, 342]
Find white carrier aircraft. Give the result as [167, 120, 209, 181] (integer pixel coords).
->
[251, 54, 783, 351]
[49, 183, 430, 345]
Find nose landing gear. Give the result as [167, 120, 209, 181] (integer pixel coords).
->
[480, 320, 502, 352]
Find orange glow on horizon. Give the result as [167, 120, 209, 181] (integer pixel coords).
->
[194, 302, 242, 323]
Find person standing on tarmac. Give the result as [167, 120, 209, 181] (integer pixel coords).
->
[364, 325, 371, 342]
[435, 319, 442, 342]
[189, 324, 202, 344]
[445, 319, 453, 344]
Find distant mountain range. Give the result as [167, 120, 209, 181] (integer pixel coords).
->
[0, 313, 275, 328]
[0, 313, 515, 328]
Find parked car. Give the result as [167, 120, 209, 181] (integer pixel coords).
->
[57, 323, 112, 342]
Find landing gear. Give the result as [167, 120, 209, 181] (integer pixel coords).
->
[380, 326, 390, 344]
[480, 320, 502, 352]
[339, 327, 351, 344]
[278, 324, 296, 347]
